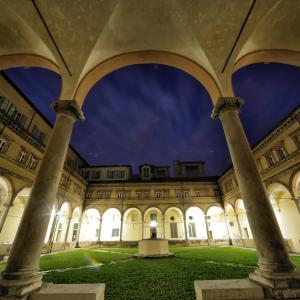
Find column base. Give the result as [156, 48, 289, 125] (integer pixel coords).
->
[249, 269, 300, 289]
[0, 273, 42, 299]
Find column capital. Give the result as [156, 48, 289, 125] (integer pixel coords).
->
[211, 97, 244, 119]
[51, 100, 85, 121]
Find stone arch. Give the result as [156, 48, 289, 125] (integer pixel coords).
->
[234, 1, 300, 71]
[122, 207, 142, 241]
[101, 208, 121, 242]
[185, 206, 207, 240]
[79, 208, 101, 242]
[267, 182, 300, 252]
[0, 176, 14, 225]
[164, 207, 185, 240]
[235, 199, 252, 240]
[0, 187, 31, 244]
[74, 51, 222, 106]
[206, 206, 229, 240]
[225, 203, 241, 240]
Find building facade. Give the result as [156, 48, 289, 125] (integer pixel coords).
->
[0, 74, 299, 256]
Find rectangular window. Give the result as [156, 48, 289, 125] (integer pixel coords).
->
[143, 167, 150, 178]
[0, 139, 6, 153]
[105, 192, 110, 199]
[188, 222, 197, 238]
[277, 147, 287, 160]
[137, 191, 142, 198]
[170, 223, 178, 238]
[117, 192, 123, 199]
[86, 193, 92, 199]
[195, 191, 201, 197]
[175, 191, 181, 198]
[97, 192, 102, 199]
[17, 151, 26, 164]
[111, 228, 120, 237]
[155, 191, 161, 198]
[243, 228, 249, 239]
[144, 191, 149, 198]
[28, 156, 37, 170]
[266, 152, 276, 167]
[150, 213, 157, 221]
[183, 191, 189, 198]
[0, 96, 9, 111]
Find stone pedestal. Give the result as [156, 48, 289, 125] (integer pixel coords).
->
[31, 283, 105, 300]
[194, 279, 264, 300]
[135, 239, 173, 258]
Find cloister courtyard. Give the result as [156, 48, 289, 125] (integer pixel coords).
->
[2, 246, 299, 300]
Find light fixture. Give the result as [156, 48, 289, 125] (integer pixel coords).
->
[150, 220, 157, 227]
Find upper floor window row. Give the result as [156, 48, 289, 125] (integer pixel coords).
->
[107, 170, 125, 179]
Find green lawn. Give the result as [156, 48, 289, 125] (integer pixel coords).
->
[1, 247, 300, 299]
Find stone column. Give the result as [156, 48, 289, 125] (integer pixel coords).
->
[97, 217, 102, 242]
[0, 100, 84, 297]
[204, 215, 210, 245]
[141, 217, 144, 240]
[75, 216, 83, 248]
[212, 97, 299, 288]
[119, 214, 123, 242]
[183, 213, 188, 241]
[234, 212, 245, 247]
[63, 217, 71, 250]
[162, 215, 165, 239]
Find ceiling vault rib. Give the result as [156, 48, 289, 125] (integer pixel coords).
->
[221, 0, 256, 74]
[31, 0, 72, 76]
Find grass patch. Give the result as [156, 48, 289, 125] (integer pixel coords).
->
[2, 247, 300, 299]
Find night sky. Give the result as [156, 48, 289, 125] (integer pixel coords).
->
[4, 63, 300, 176]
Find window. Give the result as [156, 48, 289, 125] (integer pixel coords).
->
[8, 106, 27, 126]
[131, 213, 138, 222]
[243, 228, 249, 239]
[86, 193, 92, 199]
[266, 151, 276, 167]
[170, 223, 178, 238]
[150, 213, 157, 221]
[111, 228, 120, 237]
[183, 191, 189, 198]
[144, 191, 149, 198]
[107, 170, 125, 179]
[32, 125, 45, 143]
[105, 192, 110, 199]
[175, 191, 181, 198]
[0, 139, 6, 153]
[137, 191, 142, 198]
[28, 156, 37, 170]
[17, 151, 26, 164]
[143, 167, 150, 178]
[117, 192, 123, 199]
[214, 189, 220, 196]
[72, 223, 79, 241]
[195, 191, 201, 197]
[97, 192, 102, 199]
[188, 222, 196, 238]
[93, 170, 101, 179]
[0, 96, 9, 111]
[277, 146, 287, 160]
[155, 191, 161, 198]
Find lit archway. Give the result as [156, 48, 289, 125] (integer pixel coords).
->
[206, 206, 228, 240]
[268, 183, 300, 252]
[0, 176, 13, 225]
[292, 171, 300, 199]
[0, 187, 31, 244]
[235, 199, 252, 240]
[122, 208, 142, 241]
[143, 207, 163, 239]
[185, 207, 207, 240]
[165, 207, 185, 240]
[101, 208, 121, 241]
[225, 203, 241, 240]
[79, 208, 100, 242]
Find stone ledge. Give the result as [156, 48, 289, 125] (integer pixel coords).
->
[194, 279, 264, 300]
[31, 283, 105, 300]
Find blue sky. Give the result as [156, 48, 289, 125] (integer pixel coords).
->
[4, 62, 300, 176]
